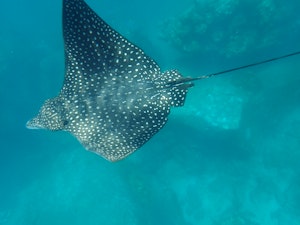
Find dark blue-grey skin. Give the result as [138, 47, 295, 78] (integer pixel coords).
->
[27, 0, 193, 162]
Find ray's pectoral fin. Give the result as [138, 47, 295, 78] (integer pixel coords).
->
[169, 82, 193, 107]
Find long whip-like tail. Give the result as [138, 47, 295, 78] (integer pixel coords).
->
[168, 51, 300, 86]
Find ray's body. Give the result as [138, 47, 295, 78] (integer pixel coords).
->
[27, 0, 192, 161]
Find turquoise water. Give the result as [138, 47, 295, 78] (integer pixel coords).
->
[1, 0, 300, 224]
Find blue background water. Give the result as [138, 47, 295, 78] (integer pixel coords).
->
[1, 0, 300, 224]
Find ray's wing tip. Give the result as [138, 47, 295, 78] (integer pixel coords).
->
[95, 152, 129, 163]
[82, 143, 133, 162]
[102, 150, 135, 162]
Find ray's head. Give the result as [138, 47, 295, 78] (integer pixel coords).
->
[26, 97, 68, 131]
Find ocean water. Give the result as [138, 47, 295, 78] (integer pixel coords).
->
[1, 0, 300, 224]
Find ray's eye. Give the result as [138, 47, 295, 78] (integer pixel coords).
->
[63, 120, 69, 126]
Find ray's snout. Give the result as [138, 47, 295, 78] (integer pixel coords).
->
[26, 117, 43, 129]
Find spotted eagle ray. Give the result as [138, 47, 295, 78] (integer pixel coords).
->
[27, 0, 300, 162]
